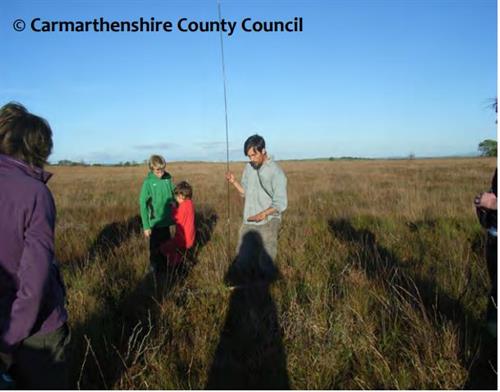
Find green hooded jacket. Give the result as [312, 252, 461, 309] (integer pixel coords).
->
[139, 172, 175, 230]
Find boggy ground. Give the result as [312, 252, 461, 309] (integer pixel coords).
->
[49, 157, 496, 389]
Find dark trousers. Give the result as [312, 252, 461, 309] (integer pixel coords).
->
[486, 234, 497, 323]
[160, 238, 188, 267]
[149, 226, 171, 272]
[9, 323, 71, 389]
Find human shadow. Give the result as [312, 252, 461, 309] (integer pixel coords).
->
[70, 206, 218, 389]
[68, 214, 142, 271]
[206, 230, 290, 390]
[89, 215, 142, 260]
[328, 218, 496, 390]
[194, 207, 219, 254]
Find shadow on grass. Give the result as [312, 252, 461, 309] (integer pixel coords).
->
[206, 230, 290, 390]
[68, 215, 143, 271]
[69, 206, 218, 389]
[328, 218, 496, 390]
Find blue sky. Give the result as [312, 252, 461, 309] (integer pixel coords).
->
[1, 0, 497, 163]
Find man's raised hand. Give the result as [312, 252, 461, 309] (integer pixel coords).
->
[225, 171, 235, 184]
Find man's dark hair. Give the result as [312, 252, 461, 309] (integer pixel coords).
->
[174, 181, 193, 199]
[0, 102, 53, 168]
[243, 134, 265, 155]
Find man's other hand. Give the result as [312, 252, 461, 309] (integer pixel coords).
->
[475, 192, 497, 210]
[247, 212, 267, 222]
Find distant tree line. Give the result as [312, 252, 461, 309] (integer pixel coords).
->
[328, 156, 369, 161]
[55, 159, 142, 167]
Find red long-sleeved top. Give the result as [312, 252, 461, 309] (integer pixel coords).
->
[172, 199, 195, 249]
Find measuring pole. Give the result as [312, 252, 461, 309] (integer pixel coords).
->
[217, 0, 232, 264]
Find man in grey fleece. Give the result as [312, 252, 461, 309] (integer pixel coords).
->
[226, 134, 287, 278]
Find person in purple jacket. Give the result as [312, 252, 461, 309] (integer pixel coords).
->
[0, 102, 70, 389]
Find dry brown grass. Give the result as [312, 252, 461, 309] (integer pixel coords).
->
[49, 157, 496, 389]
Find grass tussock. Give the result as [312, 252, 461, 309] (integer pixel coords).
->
[49, 158, 496, 389]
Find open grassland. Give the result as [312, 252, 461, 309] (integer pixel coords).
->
[49, 157, 496, 389]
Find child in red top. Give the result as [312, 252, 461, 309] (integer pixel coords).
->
[160, 181, 196, 266]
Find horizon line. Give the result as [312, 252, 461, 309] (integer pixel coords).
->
[48, 153, 492, 166]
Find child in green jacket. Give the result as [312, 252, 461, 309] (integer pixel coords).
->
[139, 155, 175, 273]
